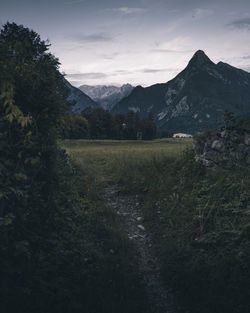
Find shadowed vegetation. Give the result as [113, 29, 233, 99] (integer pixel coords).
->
[62, 136, 250, 313]
[0, 22, 148, 313]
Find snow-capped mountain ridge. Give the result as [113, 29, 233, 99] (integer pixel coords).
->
[79, 84, 134, 110]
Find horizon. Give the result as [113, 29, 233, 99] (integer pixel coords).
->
[1, 0, 250, 87]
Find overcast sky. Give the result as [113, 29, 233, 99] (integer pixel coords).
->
[1, 0, 250, 87]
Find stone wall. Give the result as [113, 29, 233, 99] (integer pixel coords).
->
[194, 127, 250, 168]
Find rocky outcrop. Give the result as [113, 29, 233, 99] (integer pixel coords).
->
[194, 127, 250, 167]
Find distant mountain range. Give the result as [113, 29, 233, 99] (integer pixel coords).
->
[79, 84, 134, 110]
[112, 50, 250, 133]
[64, 79, 99, 113]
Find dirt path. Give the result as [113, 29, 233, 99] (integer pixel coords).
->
[104, 184, 180, 313]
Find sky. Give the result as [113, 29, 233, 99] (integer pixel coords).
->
[1, 0, 250, 87]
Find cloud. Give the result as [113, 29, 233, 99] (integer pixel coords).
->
[64, 0, 85, 4]
[228, 17, 250, 30]
[107, 7, 148, 15]
[111, 68, 178, 75]
[151, 48, 193, 54]
[141, 68, 180, 74]
[113, 70, 133, 75]
[99, 52, 121, 60]
[68, 81, 85, 87]
[242, 55, 250, 60]
[70, 33, 114, 43]
[192, 8, 213, 19]
[153, 36, 195, 55]
[140, 68, 169, 73]
[66, 72, 107, 79]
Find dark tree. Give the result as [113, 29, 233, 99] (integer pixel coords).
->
[0, 22, 77, 313]
[142, 112, 157, 140]
[223, 110, 236, 130]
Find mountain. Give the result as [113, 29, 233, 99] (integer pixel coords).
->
[79, 84, 134, 110]
[112, 50, 250, 133]
[64, 79, 99, 113]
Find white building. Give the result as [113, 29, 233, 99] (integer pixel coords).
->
[173, 133, 192, 138]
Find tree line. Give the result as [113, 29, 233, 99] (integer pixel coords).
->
[58, 109, 161, 140]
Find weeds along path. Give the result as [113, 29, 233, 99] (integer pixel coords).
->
[104, 184, 179, 313]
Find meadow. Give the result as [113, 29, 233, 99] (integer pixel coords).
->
[61, 138, 192, 187]
[61, 138, 250, 313]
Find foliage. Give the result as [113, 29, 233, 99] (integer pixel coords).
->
[224, 110, 236, 130]
[158, 157, 250, 313]
[110, 143, 250, 313]
[0, 21, 75, 312]
[59, 108, 157, 140]
[0, 22, 147, 313]
[58, 113, 89, 139]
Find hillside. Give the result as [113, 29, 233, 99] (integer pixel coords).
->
[112, 50, 250, 133]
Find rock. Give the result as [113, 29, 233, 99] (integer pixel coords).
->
[244, 133, 250, 146]
[137, 217, 142, 221]
[221, 130, 227, 137]
[194, 125, 250, 168]
[129, 235, 138, 240]
[138, 225, 145, 231]
[211, 140, 225, 152]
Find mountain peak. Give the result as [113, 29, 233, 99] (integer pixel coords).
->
[217, 61, 235, 69]
[188, 50, 213, 67]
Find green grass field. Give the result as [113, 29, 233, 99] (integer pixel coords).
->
[61, 138, 192, 187]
